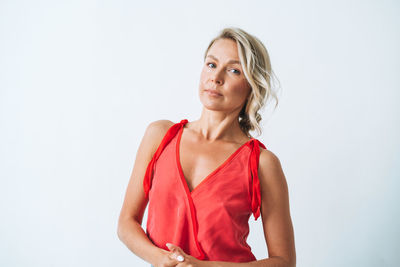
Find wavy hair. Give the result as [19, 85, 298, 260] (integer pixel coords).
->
[203, 27, 280, 137]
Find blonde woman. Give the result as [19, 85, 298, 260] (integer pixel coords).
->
[117, 27, 296, 267]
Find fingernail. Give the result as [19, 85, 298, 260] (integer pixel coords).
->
[176, 255, 184, 262]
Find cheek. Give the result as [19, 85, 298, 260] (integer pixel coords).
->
[199, 70, 208, 93]
[230, 80, 250, 97]
[199, 68, 207, 83]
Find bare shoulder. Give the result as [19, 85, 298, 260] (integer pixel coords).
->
[259, 148, 283, 173]
[141, 120, 174, 154]
[142, 119, 175, 152]
[145, 119, 175, 136]
[258, 148, 287, 190]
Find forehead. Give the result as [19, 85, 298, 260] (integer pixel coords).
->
[207, 38, 239, 58]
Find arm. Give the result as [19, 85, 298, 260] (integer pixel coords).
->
[212, 149, 296, 267]
[117, 119, 174, 265]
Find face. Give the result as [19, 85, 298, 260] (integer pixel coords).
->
[199, 38, 251, 114]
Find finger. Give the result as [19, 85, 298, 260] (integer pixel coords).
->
[166, 243, 186, 255]
[175, 254, 185, 262]
[165, 243, 177, 251]
[166, 244, 185, 262]
[168, 251, 185, 262]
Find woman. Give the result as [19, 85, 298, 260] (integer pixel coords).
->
[117, 27, 296, 267]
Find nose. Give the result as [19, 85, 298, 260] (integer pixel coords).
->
[210, 68, 224, 85]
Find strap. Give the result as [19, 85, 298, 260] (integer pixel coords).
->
[248, 139, 267, 220]
[143, 119, 188, 199]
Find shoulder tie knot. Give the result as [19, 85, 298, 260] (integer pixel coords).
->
[249, 139, 267, 220]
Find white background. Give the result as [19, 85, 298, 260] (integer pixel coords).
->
[1, 0, 399, 266]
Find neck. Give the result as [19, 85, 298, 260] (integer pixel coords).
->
[189, 108, 249, 143]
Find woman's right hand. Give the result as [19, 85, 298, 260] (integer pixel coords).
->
[153, 247, 185, 267]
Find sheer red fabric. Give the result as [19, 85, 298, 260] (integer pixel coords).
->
[143, 119, 266, 261]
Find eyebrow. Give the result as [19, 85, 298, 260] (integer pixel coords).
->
[206, 54, 241, 65]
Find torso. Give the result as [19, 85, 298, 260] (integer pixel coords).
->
[145, 119, 267, 260]
[177, 121, 252, 192]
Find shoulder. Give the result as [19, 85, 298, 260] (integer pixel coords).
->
[142, 119, 176, 154]
[144, 119, 175, 146]
[258, 148, 287, 192]
[259, 148, 282, 171]
[145, 119, 175, 136]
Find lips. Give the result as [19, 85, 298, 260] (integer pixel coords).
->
[205, 89, 222, 96]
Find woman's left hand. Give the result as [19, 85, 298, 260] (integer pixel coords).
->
[165, 243, 210, 267]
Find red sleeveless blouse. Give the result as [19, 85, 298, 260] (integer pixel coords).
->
[143, 119, 266, 261]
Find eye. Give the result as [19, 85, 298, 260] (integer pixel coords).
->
[207, 62, 216, 68]
[230, 69, 241, 75]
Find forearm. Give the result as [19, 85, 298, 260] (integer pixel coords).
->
[117, 218, 163, 265]
[211, 256, 295, 267]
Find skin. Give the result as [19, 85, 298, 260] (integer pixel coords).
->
[117, 38, 296, 267]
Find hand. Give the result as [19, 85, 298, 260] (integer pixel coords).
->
[164, 243, 209, 267]
[153, 244, 186, 267]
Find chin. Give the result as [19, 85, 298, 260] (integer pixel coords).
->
[199, 99, 224, 111]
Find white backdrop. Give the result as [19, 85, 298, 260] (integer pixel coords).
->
[1, 0, 399, 266]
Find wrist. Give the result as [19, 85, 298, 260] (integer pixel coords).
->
[150, 247, 165, 266]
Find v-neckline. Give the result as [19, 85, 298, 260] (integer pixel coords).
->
[176, 120, 254, 195]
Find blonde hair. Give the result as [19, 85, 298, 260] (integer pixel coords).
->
[204, 27, 280, 137]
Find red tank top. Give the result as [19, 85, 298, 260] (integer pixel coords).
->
[143, 119, 266, 261]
